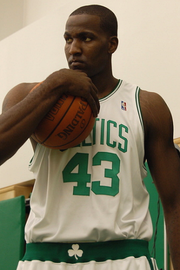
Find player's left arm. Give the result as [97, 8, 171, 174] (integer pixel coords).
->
[140, 90, 180, 270]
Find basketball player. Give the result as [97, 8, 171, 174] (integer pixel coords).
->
[2, 4, 180, 270]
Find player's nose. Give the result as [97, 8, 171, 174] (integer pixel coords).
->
[69, 39, 82, 55]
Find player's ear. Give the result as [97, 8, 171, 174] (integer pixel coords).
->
[108, 36, 118, 54]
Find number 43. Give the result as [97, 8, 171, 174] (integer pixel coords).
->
[62, 152, 120, 196]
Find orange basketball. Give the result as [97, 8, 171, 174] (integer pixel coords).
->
[32, 93, 95, 149]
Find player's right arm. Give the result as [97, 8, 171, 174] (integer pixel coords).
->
[1, 81, 57, 163]
[1, 69, 99, 165]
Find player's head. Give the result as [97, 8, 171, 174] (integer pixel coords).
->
[69, 5, 118, 38]
[64, 5, 118, 78]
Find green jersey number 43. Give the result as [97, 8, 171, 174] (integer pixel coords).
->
[62, 152, 120, 196]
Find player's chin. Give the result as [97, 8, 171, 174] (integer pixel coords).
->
[69, 66, 89, 75]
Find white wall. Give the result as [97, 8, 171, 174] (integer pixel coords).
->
[0, 0, 180, 188]
[0, 0, 24, 41]
[22, 0, 65, 26]
[0, 0, 64, 41]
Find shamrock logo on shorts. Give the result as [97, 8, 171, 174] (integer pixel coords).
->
[68, 244, 83, 260]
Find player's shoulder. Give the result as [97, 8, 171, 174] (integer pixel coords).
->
[6, 82, 38, 97]
[139, 89, 173, 134]
[2, 82, 38, 112]
[139, 89, 165, 104]
[139, 89, 170, 116]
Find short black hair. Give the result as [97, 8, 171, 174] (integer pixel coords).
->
[70, 5, 118, 37]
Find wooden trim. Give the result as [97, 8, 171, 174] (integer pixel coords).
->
[174, 137, 180, 146]
[170, 258, 174, 270]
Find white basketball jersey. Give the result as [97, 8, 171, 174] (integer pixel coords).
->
[26, 80, 152, 243]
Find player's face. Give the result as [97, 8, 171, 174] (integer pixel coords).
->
[64, 14, 111, 78]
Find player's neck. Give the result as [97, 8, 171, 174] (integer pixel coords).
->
[91, 73, 119, 99]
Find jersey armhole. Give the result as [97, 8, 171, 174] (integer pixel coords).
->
[29, 143, 41, 170]
[135, 87, 144, 131]
[135, 87, 147, 172]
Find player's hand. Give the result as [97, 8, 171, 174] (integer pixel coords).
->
[45, 69, 100, 117]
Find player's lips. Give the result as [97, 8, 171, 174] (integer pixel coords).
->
[69, 59, 85, 69]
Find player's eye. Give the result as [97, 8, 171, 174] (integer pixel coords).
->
[67, 38, 73, 44]
[64, 36, 73, 44]
[85, 37, 92, 42]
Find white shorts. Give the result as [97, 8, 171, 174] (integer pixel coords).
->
[17, 257, 158, 270]
[16, 240, 158, 270]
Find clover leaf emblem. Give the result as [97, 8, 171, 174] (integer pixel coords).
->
[68, 244, 83, 260]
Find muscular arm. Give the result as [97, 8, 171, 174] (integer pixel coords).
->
[140, 90, 180, 270]
[0, 82, 57, 163]
[0, 69, 99, 165]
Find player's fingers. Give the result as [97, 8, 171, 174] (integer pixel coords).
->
[87, 89, 100, 117]
[90, 85, 100, 115]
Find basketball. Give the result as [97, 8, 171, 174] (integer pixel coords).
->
[31, 84, 95, 150]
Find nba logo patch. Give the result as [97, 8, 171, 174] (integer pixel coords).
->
[121, 101, 127, 111]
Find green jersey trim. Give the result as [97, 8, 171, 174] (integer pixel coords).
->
[99, 79, 123, 102]
[135, 87, 144, 130]
[135, 87, 147, 171]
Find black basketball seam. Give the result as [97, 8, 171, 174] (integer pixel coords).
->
[44, 112, 94, 148]
[38, 96, 76, 144]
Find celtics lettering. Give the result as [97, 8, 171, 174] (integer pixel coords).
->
[81, 118, 128, 153]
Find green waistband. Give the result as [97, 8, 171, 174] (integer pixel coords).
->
[22, 240, 154, 270]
